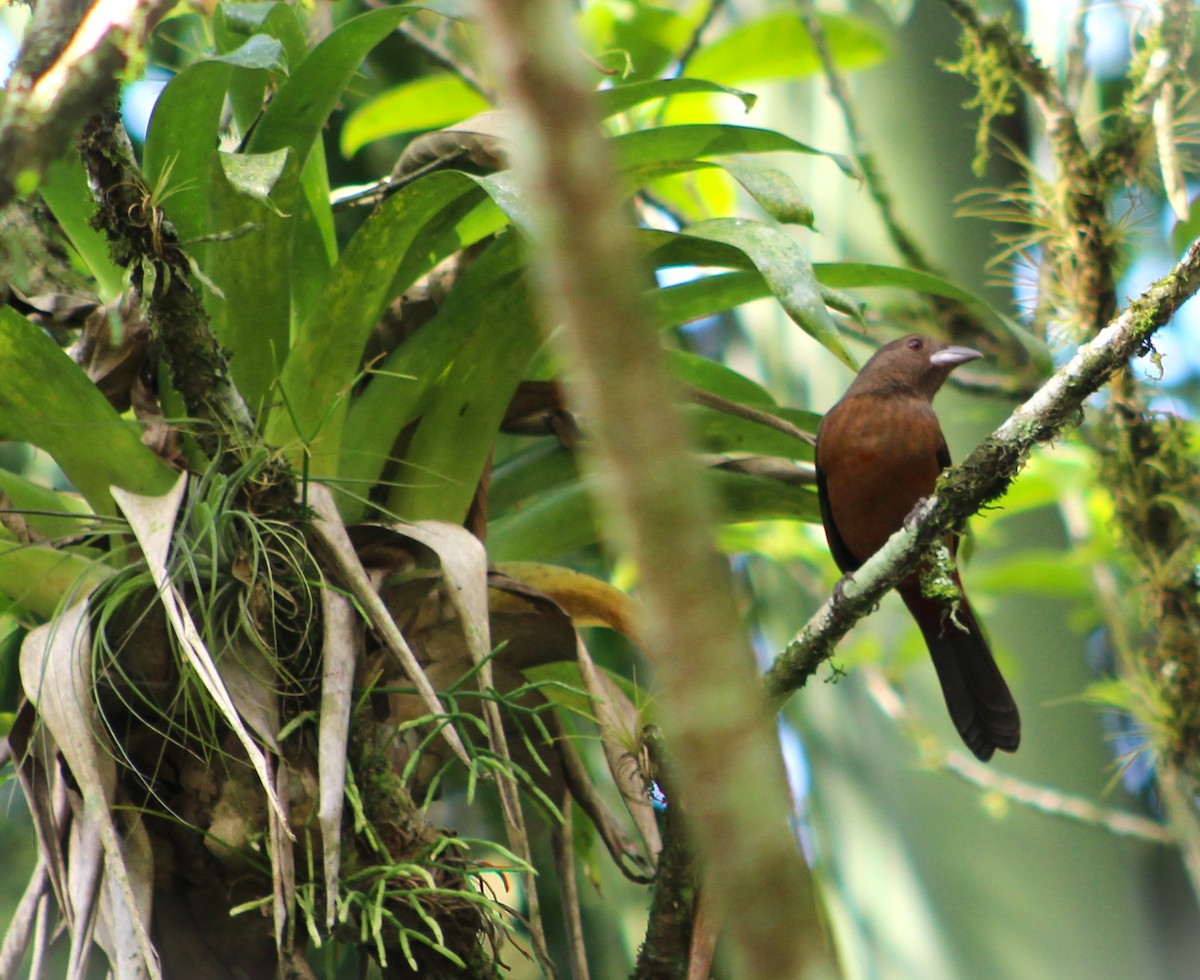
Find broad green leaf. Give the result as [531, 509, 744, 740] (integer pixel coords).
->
[687, 218, 857, 368]
[207, 32, 288, 73]
[204, 150, 299, 413]
[640, 227, 758, 270]
[666, 348, 778, 405]
[39, 150, 124, 300]
[384, 273, 543, 523]
[0, 539, 111, 619]
[720, 162, 814, 226]
[685, 405, 817, 460]
[341, 73, 492, 157]
[143, 33, 290, 242]
[613, 123, 851, 175]
[247, 7, 430, 160]
[490, 467, 820, 561]
[214, 3, 306, 129]
[264, 170, 489, 473]
[689, 11, 888, 85]
[0, 469, 94, 541]
[338, 236, 531, 519]
[218, 147, 290, 204]
[490, 441, 580, 519]
[0, 309, 177, 513]
[143, 60, 235, 242]
[814, 262, 1052, 368]
[970, 551, 1091, 599]
[596, 77, 757, 118]
[291, 148, 338, 320]
[489, 479, 598, 561]
[650, 270, 770, 328]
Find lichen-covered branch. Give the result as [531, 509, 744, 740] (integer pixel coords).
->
[0, 0, 175, 210]
[940, 0, 1116, 334]
[765, 236, 1200, 701]
[77, 110, 301, 514]
[477, 1, 828, 977]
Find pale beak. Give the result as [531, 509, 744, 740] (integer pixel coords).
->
[930, 345, 983, 367]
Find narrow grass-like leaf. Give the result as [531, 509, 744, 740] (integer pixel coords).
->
[111, 477, 291, 834]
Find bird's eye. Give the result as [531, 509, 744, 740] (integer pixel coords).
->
[907, 337, 923, 351]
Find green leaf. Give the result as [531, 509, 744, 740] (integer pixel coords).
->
[203, 149, 299, 413]
[0, 539, 111, 619]
[0, 469, 94, 540]
[577, 1, 700, 81]
[383, 273, 543, 523]
[613, 123, 851, 176]
[38, 150, 124, 300]
[596, 77, 757, 118]
[688, 11, 888, 85]
[719, 162, 814, 226]
[813, 262, 1052, 368]
[246, 7, 429, 160]
[490, 441, 580, 518]
[341, 73, 492, 158]
[489, 479, 598, 561]
[687, 218, 857, 368]
[665, 348, 777, 405]
[685, 406, 816, 460]
[218, 147, 291, 205]
[490, 465, 821, 561]
[208, 32, 288, 72]
[143, 60, 235, 242]
[650, 270, 771, 328]
[264, 170, 489, 473]
[338, 236, 532, 519]
[0, 309, 177, 513]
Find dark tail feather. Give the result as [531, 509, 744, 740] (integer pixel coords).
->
[899, 584, 1020, 762]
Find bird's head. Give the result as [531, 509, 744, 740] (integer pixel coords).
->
[848, 333, 982, 400]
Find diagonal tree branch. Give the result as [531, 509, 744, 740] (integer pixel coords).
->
[0, 0, 175, 210]
[766, 235, 1200, 702]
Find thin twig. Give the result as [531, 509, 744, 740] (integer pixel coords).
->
[398, 21, 492, 100]
[794, 0, 929, 273]
[676, 0, 729, 79]
[863, 668, 1173, 844]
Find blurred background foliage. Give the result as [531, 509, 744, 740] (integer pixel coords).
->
[2, 0, 1200, 977]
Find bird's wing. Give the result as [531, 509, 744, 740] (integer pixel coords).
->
[816, 464, 862, 573]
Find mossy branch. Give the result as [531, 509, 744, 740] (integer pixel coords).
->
[0, 0, 175, 210]
[765, 235, 1200, 702]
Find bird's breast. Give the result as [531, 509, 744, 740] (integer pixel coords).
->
[816, 394, 945, 563]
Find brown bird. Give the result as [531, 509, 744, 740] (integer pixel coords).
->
[815, 334, 1020, 761]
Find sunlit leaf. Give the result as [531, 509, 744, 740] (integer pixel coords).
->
[688, 11, 888, 85]
[341, 73, 492, 157]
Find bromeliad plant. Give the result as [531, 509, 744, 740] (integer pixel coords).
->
[0, 1, 1029, 976]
